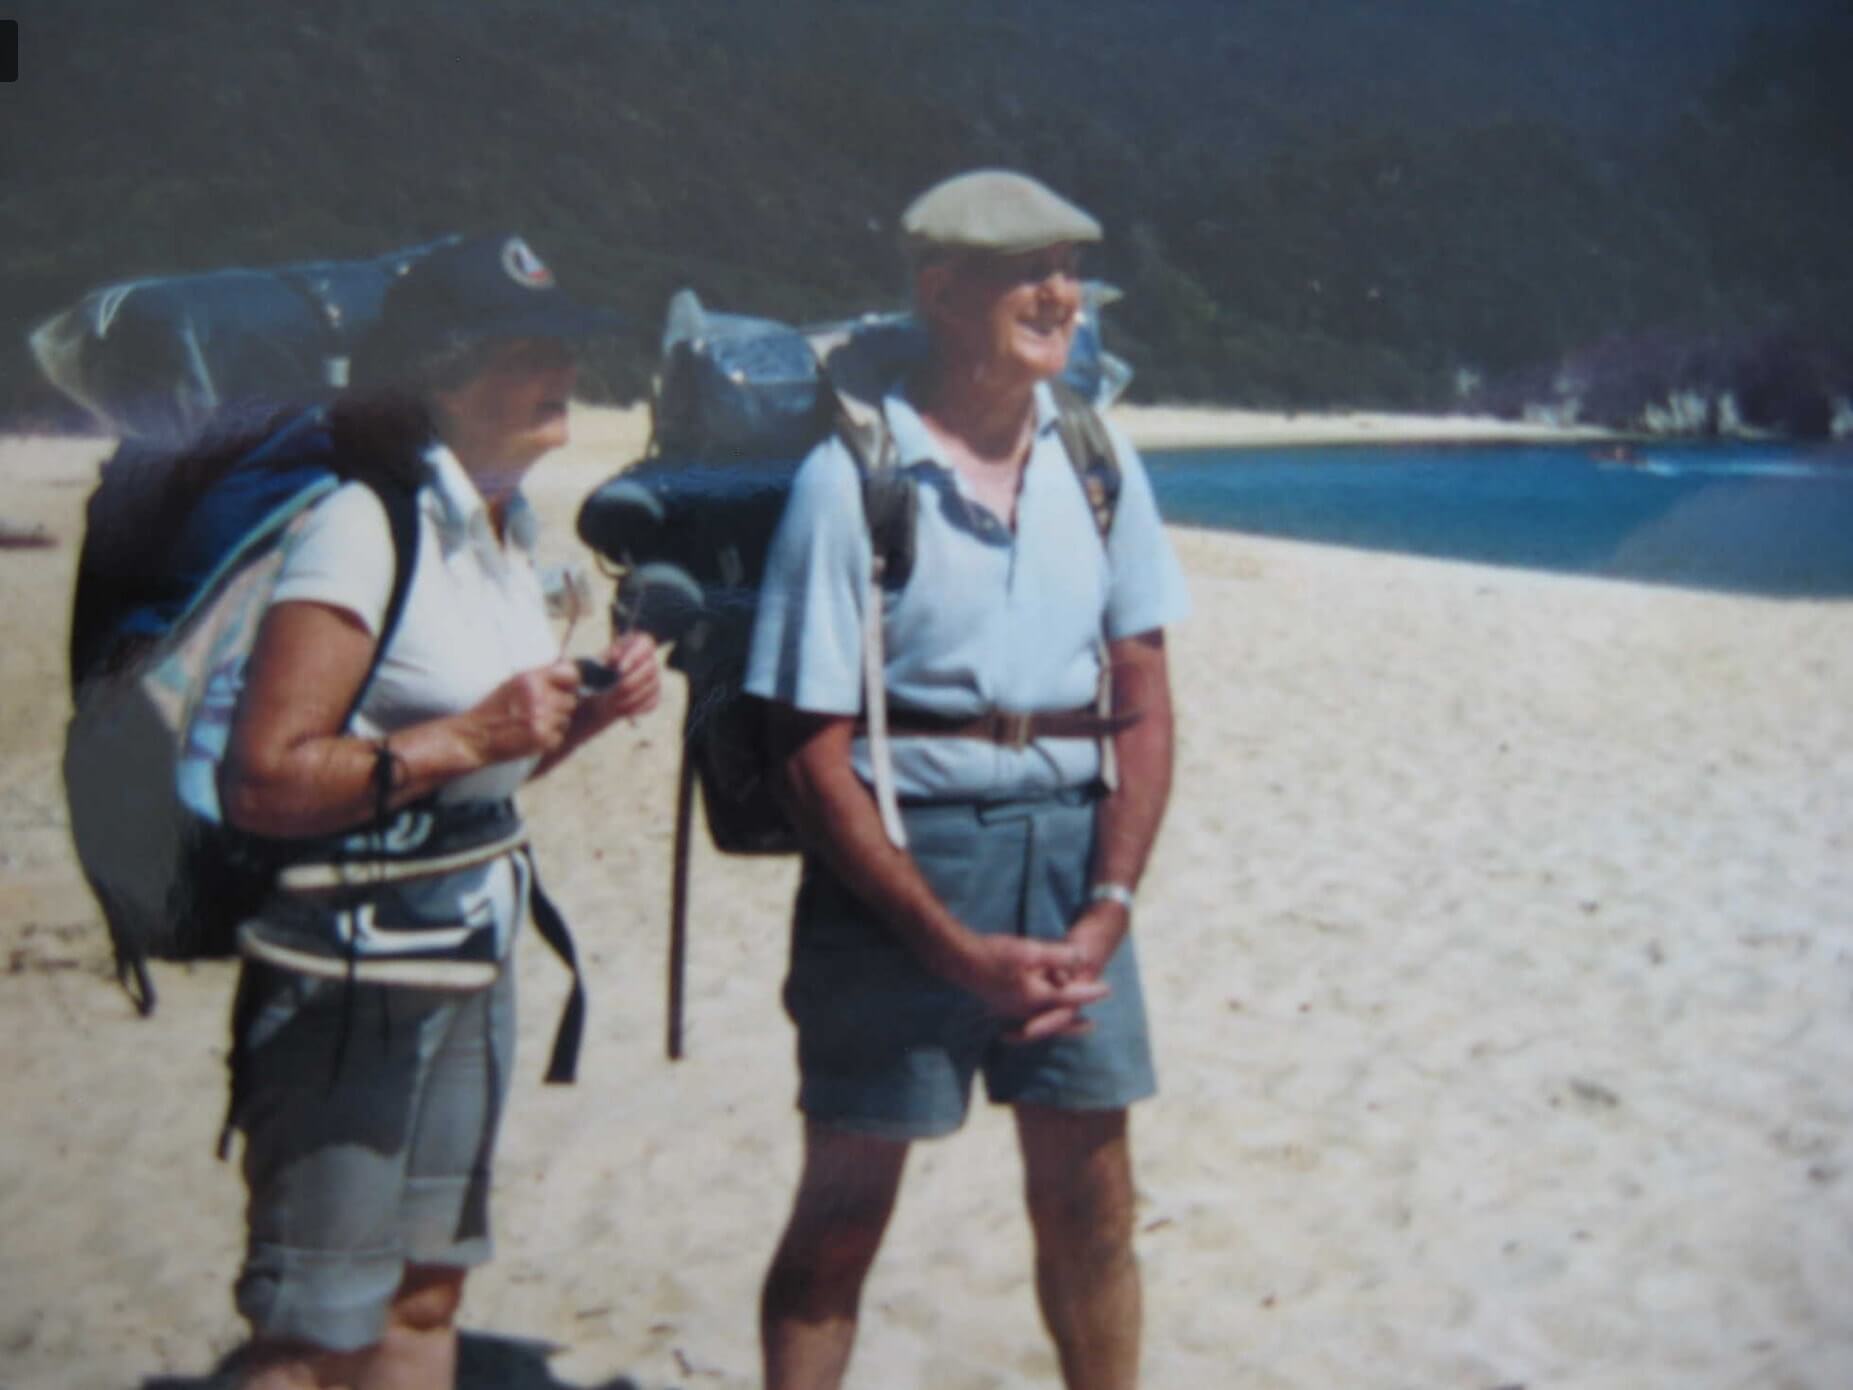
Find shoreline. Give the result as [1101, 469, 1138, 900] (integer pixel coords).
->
[0, 400, 1623, 461]
[1109, 402, 1617, 450]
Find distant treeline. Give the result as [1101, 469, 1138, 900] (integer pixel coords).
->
[6, 0, 1851, 432]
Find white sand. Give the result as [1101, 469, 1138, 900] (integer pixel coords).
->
[1, 405, 1849, 1389]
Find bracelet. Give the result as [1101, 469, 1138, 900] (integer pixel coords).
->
[1089, 881, 1136, 912]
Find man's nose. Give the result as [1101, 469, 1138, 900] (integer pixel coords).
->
[1034, 267, 1079, 301]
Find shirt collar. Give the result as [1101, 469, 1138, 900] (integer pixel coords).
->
[422, 441, 538, 557]
[882, 380, 1060, 473]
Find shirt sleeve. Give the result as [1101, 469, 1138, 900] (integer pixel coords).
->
[268, 482, 397, 637]
[743, 441, 873, 715]
[1100, 422, 1191, 640]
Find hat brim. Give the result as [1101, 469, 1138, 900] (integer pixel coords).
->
[349, 302, 627, 389]
[902, 230, 1101, 262]
[479, 301, 629, 341]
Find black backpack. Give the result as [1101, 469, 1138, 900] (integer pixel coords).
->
[576, 290, 1126, 1054]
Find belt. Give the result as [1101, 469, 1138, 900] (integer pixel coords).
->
[859, 704, 1140, 751]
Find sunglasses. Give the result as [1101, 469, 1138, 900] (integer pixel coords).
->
[962, 244, 1085, 286]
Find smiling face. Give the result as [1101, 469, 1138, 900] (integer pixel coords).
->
[429, 336, 578, 488]
[919, 243, 1084, 392]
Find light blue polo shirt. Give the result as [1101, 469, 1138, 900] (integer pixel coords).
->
[745, 380, 1189, 801]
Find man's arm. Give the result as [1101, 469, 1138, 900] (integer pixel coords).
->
[1066, 628, 1176, 977]
[768, 702, 1109, 1038]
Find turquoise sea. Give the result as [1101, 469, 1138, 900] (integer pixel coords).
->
[1143, 441, 1853, 597]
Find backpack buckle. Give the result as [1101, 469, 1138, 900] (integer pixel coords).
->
[995, 711, 1033, 750]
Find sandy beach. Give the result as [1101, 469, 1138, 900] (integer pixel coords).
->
[2, 402, 1849, 1390]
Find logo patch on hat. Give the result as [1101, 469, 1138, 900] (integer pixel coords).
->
[501, 237, 556, 290]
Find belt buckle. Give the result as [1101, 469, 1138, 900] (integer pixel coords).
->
[998, 711, 1033, 750]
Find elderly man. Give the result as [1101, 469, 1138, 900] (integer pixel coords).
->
[743, 170, 1189, 1389]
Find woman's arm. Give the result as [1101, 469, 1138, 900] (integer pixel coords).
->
[219, 599, 581, 839]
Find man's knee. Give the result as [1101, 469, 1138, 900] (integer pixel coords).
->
[1027, 1179, 1135, 1266]
[775, 1188, 895, 1288]
[773, 1127, 909, 1289]
[1018, 1107, 1137, 1257]
[389, 1265, 466, 1334]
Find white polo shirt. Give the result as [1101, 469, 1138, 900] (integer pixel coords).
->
[263, 441, 557, 954]
[271, 442, 557, 802]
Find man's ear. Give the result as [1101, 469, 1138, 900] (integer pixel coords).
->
[915, 260, 958, 324]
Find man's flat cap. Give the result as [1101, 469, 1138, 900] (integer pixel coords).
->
[900, 169, 1102, 260]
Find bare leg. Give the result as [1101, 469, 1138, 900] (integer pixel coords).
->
[761, 1123, 910, 1390]
[1015, 1105, 1141, 1390]
[235, 1264, 465, 1390]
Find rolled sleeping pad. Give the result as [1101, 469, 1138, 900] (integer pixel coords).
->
[576, 474, 665, 564]
[613, 560, 705, 647]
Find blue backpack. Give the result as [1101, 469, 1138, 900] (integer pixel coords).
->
[30, 239, 459, 443]
[67, 408, 591, 1100]
[63, 408, 423, 1014]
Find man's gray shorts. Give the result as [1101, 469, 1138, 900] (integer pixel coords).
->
[784, 788, 1156, 1140]
[231, 963, 514, 1352]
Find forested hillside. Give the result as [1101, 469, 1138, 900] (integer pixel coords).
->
[4, 0, 1848, 425]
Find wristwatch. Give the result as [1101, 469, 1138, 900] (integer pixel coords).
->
[1088, 881, 1136, 913]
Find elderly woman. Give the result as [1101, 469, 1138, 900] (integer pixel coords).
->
[216, 235, 659, 1389]
[745, 172, 1189, 1389]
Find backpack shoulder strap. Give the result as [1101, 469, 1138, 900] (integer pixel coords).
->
[1048, 378, 1122, 544]
[1048, 380, 1128, 791]
[809, 327, 919, 590]
[341, 474, 422, 728]
[809, 335, 912, 848]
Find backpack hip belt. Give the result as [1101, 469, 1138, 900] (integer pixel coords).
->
[274, 797, 531, 894]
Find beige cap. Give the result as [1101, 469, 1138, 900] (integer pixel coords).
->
[900, 169, 1103, 260]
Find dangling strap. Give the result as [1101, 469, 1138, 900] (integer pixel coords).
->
[522, 848, 586, 1085]
[863, 554, 907, 849]
[825, 359, 912, 851]
[1094, 638, 1119, 793]
[666, 739, 696, 1060]
[216, 962, 262, 1159]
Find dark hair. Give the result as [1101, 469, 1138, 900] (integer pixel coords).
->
[324, 387, 435, 492]
[346, 327, 508, 399]
[68, 387, 431, 686]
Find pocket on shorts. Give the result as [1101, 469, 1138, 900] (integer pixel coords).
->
[905, 824, 978, 917]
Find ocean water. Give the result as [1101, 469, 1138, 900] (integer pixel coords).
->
[1143, 441, 1853, 596]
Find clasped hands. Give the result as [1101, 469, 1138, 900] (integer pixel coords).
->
[957, 897, 1129, 1043]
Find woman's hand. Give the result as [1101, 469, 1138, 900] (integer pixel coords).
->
[224, 605, 590, 838]
[528, 633, 661, 779]
[579, 632, 662, 726]
[462, 660, 584, 762]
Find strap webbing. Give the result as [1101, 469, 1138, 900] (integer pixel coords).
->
[666, 739, 696, 1060]
[1049, 382, 1124, 790]
[863, 556, 908, 848]
[523, 850, 586, 1085]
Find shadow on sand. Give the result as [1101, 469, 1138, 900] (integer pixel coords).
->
[137, 1328, 673, 1390]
